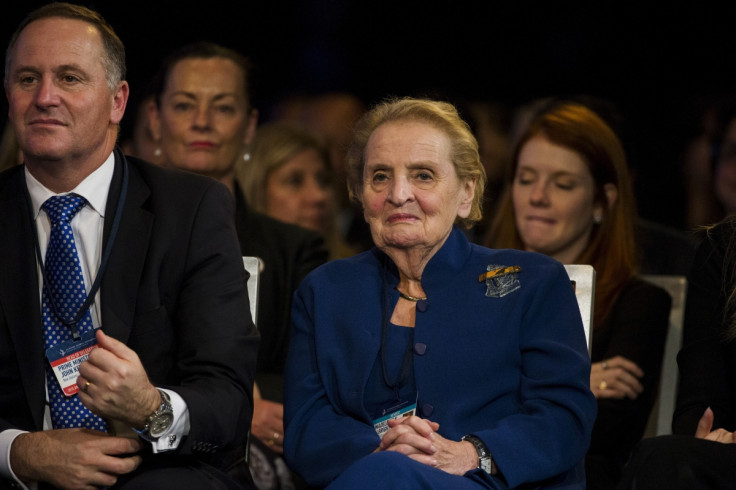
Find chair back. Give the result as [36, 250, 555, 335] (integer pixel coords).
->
[563, 264, 596, 355]
[243, 256, 262, 328]
[641, 274, 687, 436]
[241, 256, 262, 465]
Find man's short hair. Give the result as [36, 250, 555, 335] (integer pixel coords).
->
[4, 2, 126, 91]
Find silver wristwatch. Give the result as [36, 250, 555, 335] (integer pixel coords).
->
[140, 389, 174, 439]
[462, 434, 497, 475]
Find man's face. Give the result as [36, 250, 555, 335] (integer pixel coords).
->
[5, 17, 126, 165]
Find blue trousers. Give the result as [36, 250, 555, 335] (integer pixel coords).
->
[325, 451, 586, 489]
[326, 451, 505, 490]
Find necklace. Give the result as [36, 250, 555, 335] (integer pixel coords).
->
[397, 290, 427, 302]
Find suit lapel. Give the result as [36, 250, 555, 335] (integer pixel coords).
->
[0, 168, 47, 428]
[99, 153, 153, 343]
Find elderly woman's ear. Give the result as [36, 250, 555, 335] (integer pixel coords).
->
[457, 177, 476, 219]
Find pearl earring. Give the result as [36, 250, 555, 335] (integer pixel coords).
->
[243, 152, 251, 162]
[593, 214, 602, 224]
[154, 148, 162, 157]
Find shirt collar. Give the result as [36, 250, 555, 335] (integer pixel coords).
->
[25, 151, 116, 219]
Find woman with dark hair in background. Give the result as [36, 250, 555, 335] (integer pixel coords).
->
[147, 42, 327, 489]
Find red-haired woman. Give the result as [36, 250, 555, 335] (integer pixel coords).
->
[486, 100, 671, 490]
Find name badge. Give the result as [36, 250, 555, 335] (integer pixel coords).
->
[372, 399, 417, 439]
[46, 329, 98, 397]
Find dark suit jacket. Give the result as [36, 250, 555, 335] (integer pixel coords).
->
[234, 185, 327, 402]
[0, 152, 259, 474]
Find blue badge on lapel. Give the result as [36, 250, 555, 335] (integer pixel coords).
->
[479, 264, 521, 298]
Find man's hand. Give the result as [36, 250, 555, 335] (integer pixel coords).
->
[77, 330, 161, 429]
[10, 429, 143, 490]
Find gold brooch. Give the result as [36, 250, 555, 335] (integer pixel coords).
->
[478, 265, 521, 282]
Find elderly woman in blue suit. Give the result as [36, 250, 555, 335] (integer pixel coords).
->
[283, 98, 597, 489]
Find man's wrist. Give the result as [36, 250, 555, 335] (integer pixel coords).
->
[7, 431, 42, 487]
[137, 389, 174, 439]
[2, 430, 28, 485]
[134, 387, 166, 430]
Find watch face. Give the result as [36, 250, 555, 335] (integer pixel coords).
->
[149, 412, 175, 438]
[480, 457, 493, 474]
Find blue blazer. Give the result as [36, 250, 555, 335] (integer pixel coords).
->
[284, 228, 596, 488]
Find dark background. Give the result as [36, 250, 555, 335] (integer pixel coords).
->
[3, 1, 736, 229]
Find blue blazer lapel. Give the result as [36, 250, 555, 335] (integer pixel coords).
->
[0, 167, 47, 429]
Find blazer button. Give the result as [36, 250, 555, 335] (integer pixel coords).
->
[416, 300, 428, 312]
[422, 403, 434, 417]
[414, 342, 427, 355]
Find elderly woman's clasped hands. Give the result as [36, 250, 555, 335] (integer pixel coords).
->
[377, 416, 477, 475]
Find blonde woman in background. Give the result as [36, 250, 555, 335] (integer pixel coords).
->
[237, 121, 356, 260]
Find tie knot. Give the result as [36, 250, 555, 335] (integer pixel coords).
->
[42, 194, 87, 225]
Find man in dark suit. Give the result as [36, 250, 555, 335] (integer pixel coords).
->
[0, 3, 258, 488]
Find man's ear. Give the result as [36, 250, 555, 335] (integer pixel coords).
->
[110, 81, 129, 125]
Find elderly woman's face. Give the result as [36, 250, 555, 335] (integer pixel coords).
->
[361, 120, 474, 252]
[151, 57, 254, 180]
[512, 134, 601, 263]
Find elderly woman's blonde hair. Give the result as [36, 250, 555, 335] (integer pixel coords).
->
[345, 97, 486, 229]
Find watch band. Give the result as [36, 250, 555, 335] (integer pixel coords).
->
[462, 434, 497, 475]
